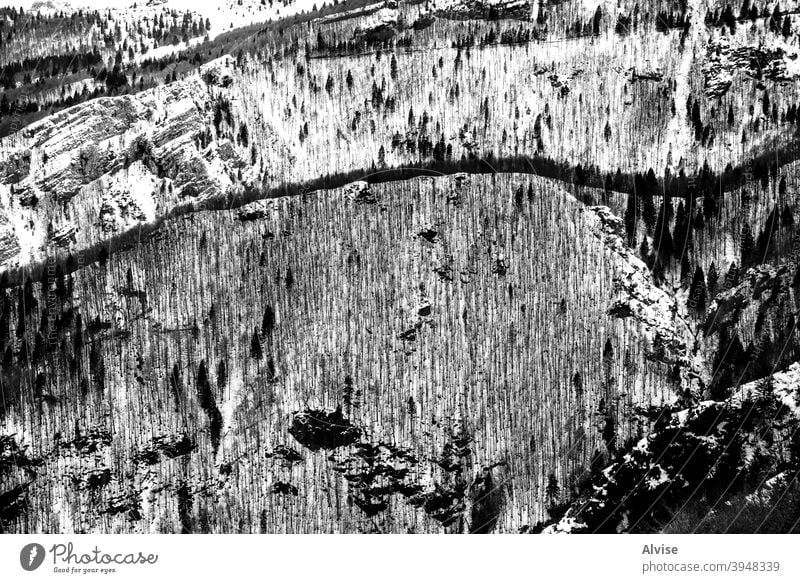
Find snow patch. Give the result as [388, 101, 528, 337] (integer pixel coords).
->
[97, 163, 157, 234]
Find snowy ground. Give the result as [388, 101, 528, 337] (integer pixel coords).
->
[33, 0, 338, 39]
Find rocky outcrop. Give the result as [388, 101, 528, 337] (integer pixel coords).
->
[342, 180, 378, 204]
[0, 58, 249, 270]
[588, 206, 695, 376]
[236, 199, 273, 221]
[354, 7, 400, 43]
[703, 38, 792, 98]
[433, 0, 530, 20]
[0, 150, 31, 184]
[97, 163, 156, 234]
[0, 213, 19, 265]
[288, 407, 362, 450]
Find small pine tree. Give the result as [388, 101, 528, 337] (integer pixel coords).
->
[545, 473, 560, 508]
[672, 201, 691, 258]
[572, 371, 583, 396]
[741, 223, 755, 267]
[602, 338, 614, 384]
[641, 169, 659, 229]
[250, 328, 263, 360]
[217, 360, 227, 390]
[624, 192, 637, 246]
[639, 236, 649, 260]
[653, 199, 674, 260]
[197, 360, 211, 405]
[593, 6, 603, 34]
[693, 209, 705, 230]
[707, 262, 718, 297]
[514, 185, 524, 209]
[725, 262, 740, 290]
[261, 305, 275, 337]
[680, 254, 692, 286]
[782, 205, 794, 226]
[739, 0, 750, 19]
[170, 363, 182, 401]
[688, 265, 707, 313]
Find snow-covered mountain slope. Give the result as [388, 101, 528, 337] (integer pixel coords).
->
[5, 0, 800, 536]
[0, 173, 678, 533]
[18, 0, 335, 39]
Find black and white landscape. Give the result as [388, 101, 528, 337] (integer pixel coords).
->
[1, 0, 800, 534]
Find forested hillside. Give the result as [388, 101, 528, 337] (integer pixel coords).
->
[3, 0, 800, 533]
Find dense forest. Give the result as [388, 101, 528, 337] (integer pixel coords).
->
[2, 0, 800, 533]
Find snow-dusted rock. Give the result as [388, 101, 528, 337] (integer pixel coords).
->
[703, 38, 792, 98]
[50, 223, 77, 248]
[589, 206, 693, 373]
[433, 0, 530, 19]
[342, 180, 378, 204]
[0, 150, 31, 184]
[98, 165, 156, 234]
[0, 215, 20, 265]
[237, 199, 273, 221]
[735, 361, 800, 418]
[0, 57, 249, 270]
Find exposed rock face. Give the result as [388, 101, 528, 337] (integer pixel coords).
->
[354, 7, 399, 42]
[433, 0, 530, 20]
[589, 206, 696, 378]
[97, 163, 155, 234]
[548, 73, 571, 97]
[236, 199, 273, 221]
[50, 223, 77, 248]
[0, 58, 249, 270]
[703, 38, 792, 98]
[342, 180, 377, 204]
[0, 213, 19, 265]
[0, 150, 31, 184]
[288, 408, 362, 451]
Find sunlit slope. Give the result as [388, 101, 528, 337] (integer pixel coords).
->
[1, 173, 678, 533]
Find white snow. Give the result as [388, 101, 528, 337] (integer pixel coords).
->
[541, 514, 587, 534]
[63, 0, 337, 42]
[645, 464, 669, 489]
[98, 162, 157, 233]
[735, 361, 800, 418]
[672, 400, 715, 424]
[219, 371, 245, 457]
[663, 0, 702, 170]
[317, 1, 384, 23]
[357, 6, 398, 30]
